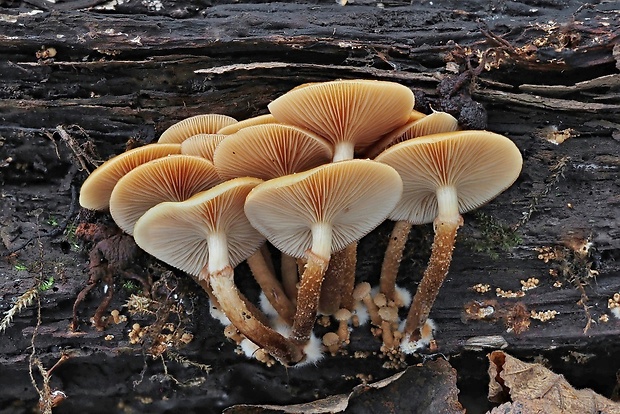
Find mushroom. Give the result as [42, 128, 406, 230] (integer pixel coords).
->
[79, 143, 181, 211]
[374, 130, 522, 352]
[158, 114, 237, 144]
[213, 123, 333, 318]
[268, 79, 414, 162]
[322, 332, 340, 356]
[268, 79, 414, 310]
[364, 110, 459, 158]
[133, 177, 304, 365]
[370, 114, 458, 307]
[180, 134, 227, 161]
[352, 282, 381, 327]
[378, 306, 399, 350]
[244, 159, 403, 346]
[213, 124, 333, 181]
[109, 155, 222, 235]
[216, 114, 279, 135]
[334, 308, 352, 344]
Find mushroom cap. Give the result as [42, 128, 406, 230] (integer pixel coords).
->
[109, 155, 222, 234]
[79, 143, 181, 211]
[213, 124, 333, 181]
[133, 177, 265, 277]
[158, 114, 237, 144]
[217, 114, 279, 135]
[180, 134, 227, 161]
[352, 282, 372, 300]
[366, 111, 459, 158]
[405, 110, 427, 123]
[267, 79, 414, 154]
[244, 159, 403, 259]
[374, 130, 523, 224]
[378, 306, 399, 322]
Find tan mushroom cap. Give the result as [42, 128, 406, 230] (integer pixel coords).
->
[374, 130, 523, 224]
[244, 159, 403, 259]
[79, 143, 181, 211]
[109, 155, 222, 235]
[268, 79, 414, 161]
[158, 114, 237, 144]
[213, 124, 333, 181]
[180, 134, 227, 161]
[217, 114, 279, 135]
[366, 111, 459, 158]
[133, 177, 265, 277]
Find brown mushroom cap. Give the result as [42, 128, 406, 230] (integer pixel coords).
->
[244, 159, 403, 259]
[374, 130, 523, 225]
[180, 134, 226, 161]
[217, 114, 279, 135]
[79, 143, 181, 211]
[365, 111, 459, 158]
[133, 177, 265, 276]
[268, 79, 414, 161]
[158, 114, 237, 144]
[213, 124, 333, 181]
[109, 155, 222, 235]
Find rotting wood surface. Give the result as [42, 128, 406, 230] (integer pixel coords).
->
[0, 1, 619, 413]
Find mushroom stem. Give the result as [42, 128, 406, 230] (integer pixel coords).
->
[291, 250, 330, 344]
[338, 243, 358, 311]
[402, 218, 461, 341]
[332, 141, 355, 162]
[281, 253, 299, 304]
[206, 266, 304, 365]
[379, 220, 413, 304]
[259, 243, 277, 278]
[318, 251, 344, 315]
[193, 276, 271, 327]
[352, 282, 382, 327]
[246, 251, 296, 325]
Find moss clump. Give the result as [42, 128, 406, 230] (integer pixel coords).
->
[462, 211, 522, 259]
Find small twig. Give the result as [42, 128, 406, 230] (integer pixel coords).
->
[575, 282, 593, 334]
[478, 21, 519, 55]
[52, 125, 102, 173]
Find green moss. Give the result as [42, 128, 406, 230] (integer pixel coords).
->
[122, 280, 142, 294]
[14, 263, 28, 271]
[462, 211, 522, 259]
[38, 276, 55, 292]
[64, 222, 81, 252]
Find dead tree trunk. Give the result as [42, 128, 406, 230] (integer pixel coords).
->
[1, 1, 619, 412]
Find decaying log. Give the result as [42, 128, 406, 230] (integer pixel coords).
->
[0, 0, 618, 412]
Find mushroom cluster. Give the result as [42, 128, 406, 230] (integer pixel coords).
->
[79, 79, 522, 366]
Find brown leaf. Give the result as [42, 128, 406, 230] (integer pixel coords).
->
[487, 351, 620, 414]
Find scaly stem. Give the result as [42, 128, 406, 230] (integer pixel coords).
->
[402, 218, 461, 340]
[318, 249, 345, 315]
[206, 266, 304, 365]
[338, 243, 358, 311]
[379, 220, 413, 303]
[246, 251, 296, 325]
[319, 242, 358, 315]
[291, 251, 329, 344]
[281, 253, 299, 304]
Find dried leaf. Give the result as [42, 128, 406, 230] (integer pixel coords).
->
[226, 358, 464, 414]
[487, 351, 620, 414]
